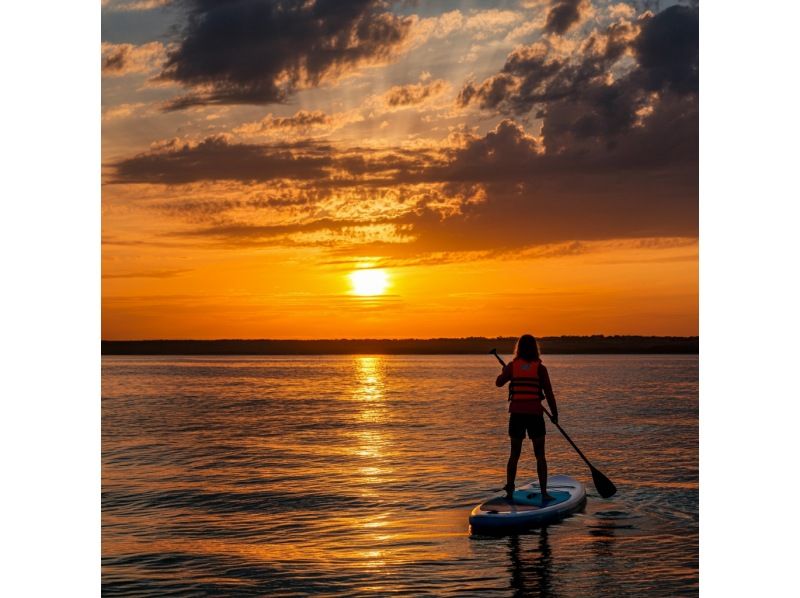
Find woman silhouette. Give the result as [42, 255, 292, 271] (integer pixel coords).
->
[495, 334, 559, 501]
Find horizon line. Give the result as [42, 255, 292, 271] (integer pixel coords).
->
[102, 334, 699, 342]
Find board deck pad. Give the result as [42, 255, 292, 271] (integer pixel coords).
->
[469, 476, 586, 530]
[480, 490, 571, 513]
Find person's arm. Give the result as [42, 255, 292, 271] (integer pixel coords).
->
[495, 362, 512, 387]
[539, 364, 558, 423]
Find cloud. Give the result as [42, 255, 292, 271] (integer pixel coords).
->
[103, 0, 171, 11]
[544, 0, 589, 35]
[633, 5, 700, 95]
[109, 114, 696, 257]
[505, 15, 548, 43]
[331, 237, 697, 270]
[103, 268, 190, 279]
[606, 2, 636, 20]
[232, 74, 447, 140]
[463, 9, 523, 36]
[157, 0, 416, 109]
[111, 136, 334, 184]
[111, 109, 696, 191]
[233, 109, 364, 138]
[430, 120, 544, 182]
[168, 166, 697, 255]
[101, 42, 166, 77]
[414, 8, 524, 42]
[233, 110, 331, 134]
[149, 192, 318, 221]
[380, 77, 449, 109]
[458, 5, 698, 156]
[102, 102, 148, 121]
[173, 218, 415, 250]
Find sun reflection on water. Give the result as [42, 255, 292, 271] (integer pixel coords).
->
[351, 356, 392, 495]
[353, 356, 385, 402]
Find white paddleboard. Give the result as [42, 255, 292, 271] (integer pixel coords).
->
[469, 474, 586, 532]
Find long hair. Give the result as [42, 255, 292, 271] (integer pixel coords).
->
[514, 334, 540, 361]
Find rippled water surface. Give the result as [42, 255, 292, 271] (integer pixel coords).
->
[102, 355, 698, 596]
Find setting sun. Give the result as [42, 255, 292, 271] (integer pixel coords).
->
[350, 269, 390, 296]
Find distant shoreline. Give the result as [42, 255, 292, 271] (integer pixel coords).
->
[101, 336, 698, 355]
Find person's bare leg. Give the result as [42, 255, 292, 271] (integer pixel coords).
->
[506, 437, 524, 498]
[533, 435, 553, 501]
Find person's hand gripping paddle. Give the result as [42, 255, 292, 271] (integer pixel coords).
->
[490, 348, 617, 498]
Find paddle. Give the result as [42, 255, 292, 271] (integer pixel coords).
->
[489, 348, 617, 498]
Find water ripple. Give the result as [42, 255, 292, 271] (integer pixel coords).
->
[103, 355, 698, 596]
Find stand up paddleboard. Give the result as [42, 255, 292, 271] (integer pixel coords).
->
[469, 474, 586, 533]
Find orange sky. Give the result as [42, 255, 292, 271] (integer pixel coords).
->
[101, 0, 698, 339]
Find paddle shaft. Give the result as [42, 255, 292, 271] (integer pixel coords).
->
[490, 350, 594, 470]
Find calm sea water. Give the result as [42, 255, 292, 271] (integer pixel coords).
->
[102, 354, 698, 596]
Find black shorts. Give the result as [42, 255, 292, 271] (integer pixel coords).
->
[508, 413, 546, 439]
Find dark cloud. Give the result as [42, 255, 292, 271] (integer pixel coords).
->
[177, 155, 697, 253]
[111, 136, 333, 184]
[151, 195, 315, 221]
[102, 46, 127, 73]
[158, 0, 414, 109]
[110, 107, 696, 197]
[383, 78, 447, 107]
[544, 0, 587, 35]
[110, 136, 449, 187]
[633, 4, 700, 94]
[382, 117, 697, 255]
[173, 217, 399, 246]
[234, 110, 336, 136]
[432, 103, 696, 186]
[458, 5, 698, 157]
[431, 120, 545, 183]
[457, 73, 520, 111]
[115, 115, 696, 256]
[268, 110, 331, 128]
[102, 42, 166, 76]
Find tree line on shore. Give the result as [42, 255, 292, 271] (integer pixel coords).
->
[102, 336, 698, 355]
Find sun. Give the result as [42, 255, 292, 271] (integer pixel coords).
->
[349, 269, 390, 296]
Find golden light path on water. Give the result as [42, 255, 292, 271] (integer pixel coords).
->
[352, 356, 391, 569]
[353, 356, 389, 476]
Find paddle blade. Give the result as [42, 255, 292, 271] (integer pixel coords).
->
[590, 466, 617, 498]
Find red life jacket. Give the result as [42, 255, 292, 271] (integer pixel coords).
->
[508, 358, 544, 414]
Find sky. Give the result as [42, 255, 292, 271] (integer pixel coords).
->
[101, 0, 698, 340]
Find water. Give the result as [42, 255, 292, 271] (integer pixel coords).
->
[102, 355, 698, 596]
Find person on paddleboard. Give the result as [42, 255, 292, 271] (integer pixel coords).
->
[495, 334, 559, 502]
